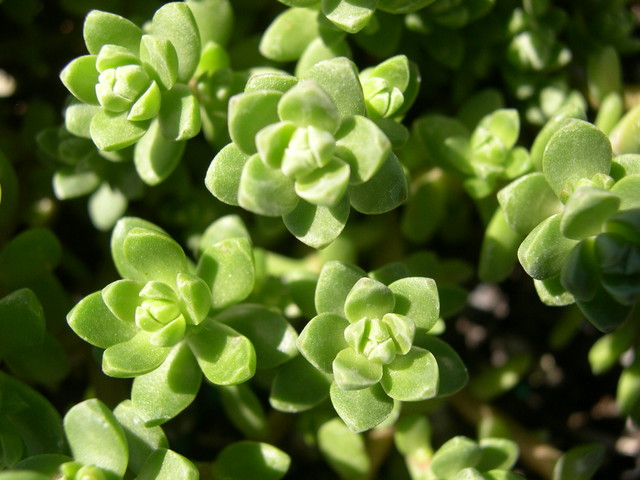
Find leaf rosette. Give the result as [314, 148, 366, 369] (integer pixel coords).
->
[206, 57, 409, 248]
[497, 118, 640, 331]
[59, 3, 201, 183]
[286, 261, 466, 432]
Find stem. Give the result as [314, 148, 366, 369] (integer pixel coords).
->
[449, 390, 562, 479]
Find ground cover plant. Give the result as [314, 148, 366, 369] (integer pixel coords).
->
[0, 0, 639, 478]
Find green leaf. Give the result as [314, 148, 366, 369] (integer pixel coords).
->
[128, 81, 162, 122]
[134, 120, 186, 185]
[388, 277, 439, 333]
[0, 228, 61, 288]
[344, 277, 394, 323]
[197, 238, 254, 310]
[349, 152, 408, 214]
[188, 317, 256, 385]
[0, 372, 65, 457]
[269, 355, 332, 412]
[335, 115, 391, 184]
[282, 196, 350, 248]
[138, 448, 199, 480]
[617, 352, 640, 422]
[560, 240, 599, 302]
[575, 284, 632, 333]
[478, 207, 523, 283]
[278, 80, 341, 132]
[150, 2, 201, 82]
[378, 0, 435, 13]
[228, 91, 282, 155]
[302, 57, 366, 117]
[4, 332, 70, 386]
[112, 400, 168, 474]
[478, 109, 519, 150]
[158, 85, 201, 141]
[477, 438, 519, 471]
[560, 186, 620, 240]
[542, 119, 612, 199]
[260, 8, 320, 62]
[244, 73, 298, 94]
[205, 143, 249, 206]
[219, 384, 268, 438]
[176, 273, 211, 325]
[380, 346, 438, 401]
[139, 35, 178, 91]
[0, 289, 45, 358]
[498, 173, 563, 236]
[90, 109, 149, 151]
[431, 436, 482, 479]
[88, 184, 129, 231]
[298, 312, 349, 373]
[518, 214, 579, 280]
[83, 10, 143, 56]
[186, 0, 234, 47]
[330, 382, 394, 433]
[63, 399, 128, 479]
[295, 159, 351, 208]
[610, 174, 640, 210]
[111, 217, 169, 281]
[122, 227, 188, 287]
[131, 343, 202, 426]
[215, 304, 297, 369]
[53, 167, 100, 199]
[62, 103, 98, 139]
[67, 291, 137, 349]
[11, 455, 70, 477]
[333, 347, 383, 390]
[610, 102, 640, 155]
[414, 335, 468, 397]
[318, 418, 371, 479]
[198, 215, 251, 254]
[102, 330, 171, 377]
[322, 0, 378, 33]
[534, 277, 575, 306]
[315, 261, 365, 316]
[553, 444, 605, 480]
[238, 154, 299, 216]
[213, 441, 290, 480]
[59, 55, 100, 105]
[295, 37, 352, 78]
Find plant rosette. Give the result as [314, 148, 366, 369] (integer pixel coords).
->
[498, 118, 640, 331]
[59, 2, 202, 184]
[67, 216, 297, 426]
[206, 56, 409, 248]
[281, 260, 467, 432]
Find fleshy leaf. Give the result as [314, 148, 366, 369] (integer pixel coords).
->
[0, 228, 61, 288]
[176, 273, 211, 325]
[59, 55, 100, 105]
[295, 159, 350, 208]
[553, 444, 605, 480]
[112, 400, 168, 474]
[318, 418, 371, 479]
[197, 237, 254, 310]
[542, 119, 612, 199]
[560, 186, 620, 240]
[278, 80, 341, 132]
[388, 277, 439, 333]
[158, 85, 201, 141]
[478, 207, 522, 283]
[330, 382, 394, 433]
[67, 291, 137, 349]
[333, 347, 383, 390]
[302, 57, 366, 117]
[213, 442, 290, 480]
[137, 449, 198, 480]
[228, 91, 282, 155]
[349, 152, 408, 214]
[238, 154, 299, 216]
[380, 346, 438, 401]
[134, 119, 186, 185]
[315, 261, 365, 316]
[431, 436, 482, 479]
[298, 312, 349, 373]
[102, 330, 171, 377]
[83, 10, 143, 56]
[269, 355, 332, 412]
[344, 277, 394, 323]
[111, 217, 168, 281]
[477, 438, 519, 472]
[0, 289, 45, 358]
[322, 0, 378, 33]
[498, 173, 563, 236]
[65, 103, 100, 138]
[131, 343, 202, 426]
[139, 35, 178, 91]
[63, 399, 128, 479]
[101, 279, 144, 323]
[205, 143, 249, 206]
[150, 2, 201, 82]
[282, 196, 350, 249]
[215, 304, 298, 369]
[335, 115, 391, 184]
[188, 317, 256, 385]
[90, 109, 149, 151]
[518, 214, 578, 280]
[122, 227, 188, 287]
[259, 7, 320, 62]
[414, 335, 468, 396]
